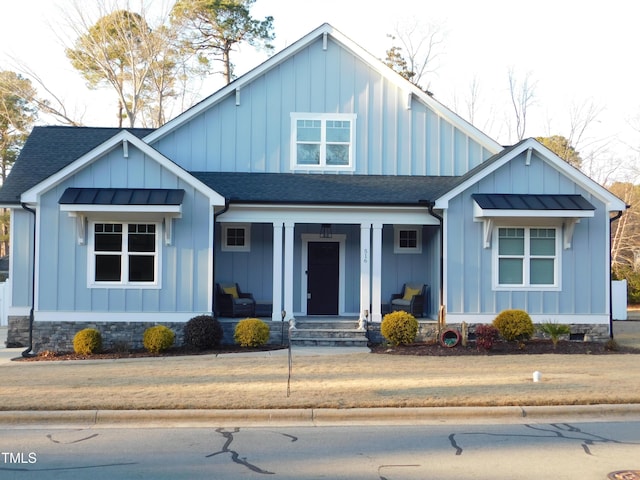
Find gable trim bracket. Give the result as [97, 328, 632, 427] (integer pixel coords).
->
[563, 218, 580, 250]
[482, 218, 493, 248]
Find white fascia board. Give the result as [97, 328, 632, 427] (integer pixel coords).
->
[21, 131, 226, 207]
[60, 204, 182, 214]
[144, 23, 503, 155]
[218, 203, 440, 226]
[472, 202, 595, 219]
[435, 138, 627, 212]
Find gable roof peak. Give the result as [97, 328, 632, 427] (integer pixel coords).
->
[145, 23, 502, 153]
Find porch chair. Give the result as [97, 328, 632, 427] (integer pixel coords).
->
[216, 283, 256, 317]
[389, 283, 428, 317]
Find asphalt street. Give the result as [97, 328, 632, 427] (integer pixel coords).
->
[1, 422, 639, 479]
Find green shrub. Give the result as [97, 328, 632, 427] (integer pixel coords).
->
[492, 309, 534, 342]
[73, 328, 102, 355]
[381, 311, 418, 346]
[184, 315, 223, 350]
[234, 318, 270, 347]
[143, 325, 175, 353]
[474, 324, 499, 351]
[538, 322, 571, 348]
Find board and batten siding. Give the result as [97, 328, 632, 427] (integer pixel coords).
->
[152, 36, 492, 177]
[9, 209, 34, 308]
[444, 150, 608, 318]
[35, 147, 212, 314]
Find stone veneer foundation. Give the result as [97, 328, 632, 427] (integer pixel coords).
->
[23, 320, 285, 353]
[366, 322, 611, 344]
[6, 317, 611, 353]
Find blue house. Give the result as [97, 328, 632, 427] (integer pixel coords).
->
[0, 24, 626, 351]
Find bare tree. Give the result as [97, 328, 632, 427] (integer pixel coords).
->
[60, 0, 203, 128]
[507, 67, 536, 142]
[5, 59, 84, 126]
[171, 0, 275, 85]
[384, 19, 446, 92]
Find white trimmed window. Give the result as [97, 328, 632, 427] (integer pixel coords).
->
[494, 226, 560, 288]
[88, 222, 160, 287]
[222, 224, 251, 252]
[394, 226, 422, 254]
[291, 113, 356, 170]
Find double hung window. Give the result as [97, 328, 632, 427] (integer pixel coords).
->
[496, 227, 558, 287]
[291, 113, 356, 170]
[90, 222, 159, 286]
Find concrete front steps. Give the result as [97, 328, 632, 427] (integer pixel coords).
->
[288, 318, 369, 347]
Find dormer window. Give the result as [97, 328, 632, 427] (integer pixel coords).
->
[291, 113, 356, 170]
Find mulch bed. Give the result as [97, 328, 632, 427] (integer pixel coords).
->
[13, 339, 640, 362]
[15, 344, 288, 362]
[370, 339, 640, 356]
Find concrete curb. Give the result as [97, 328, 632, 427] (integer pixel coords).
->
[2, 404, 640, 428]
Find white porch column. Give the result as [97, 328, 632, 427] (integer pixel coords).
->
[371, 222, 383, 323]
[359, 223, 371, 322]
[271, 223, 283, 323]
[283, 221, 295, 321]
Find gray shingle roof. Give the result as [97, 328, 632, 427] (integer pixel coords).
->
[191, 171, 459, 205]
[0, 126, 155, 204]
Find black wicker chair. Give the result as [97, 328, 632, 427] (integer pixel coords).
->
[216, 283, 256, 317]
[389, 283, 428, 317]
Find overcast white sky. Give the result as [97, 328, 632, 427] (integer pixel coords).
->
[1, 0, 639, 163]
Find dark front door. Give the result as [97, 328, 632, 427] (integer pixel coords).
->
[307, 242, 339, 315]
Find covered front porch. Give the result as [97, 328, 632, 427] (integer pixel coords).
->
[214, 203, 442, 324]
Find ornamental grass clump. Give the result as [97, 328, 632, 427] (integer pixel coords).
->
[234, 318, 270, 347]
[184, 315, 223, 350]
[538, 322, 571, 349]
[73, 328, 102, 355]
[492, 309, 534, 342]
[381, 310, 418, 346]
[143, 325, 175, 353]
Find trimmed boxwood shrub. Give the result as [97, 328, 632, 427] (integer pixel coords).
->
[184, 315, 223, 350]
[492, 309, 534, 342]
[73, 328, 102, 355]
[381, 310, 418, 346]
[234, 318, 270, 347]
[143, 325, 175, 353]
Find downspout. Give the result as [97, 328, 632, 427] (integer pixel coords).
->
[20, 203, 36, 358]
[211, 199, 230, 318]
[423, 200, 444, 320]
[609, 209, 625, 339]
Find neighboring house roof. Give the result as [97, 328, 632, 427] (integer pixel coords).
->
[144, 23, 502, 154]
[0, 126, 155, 205]
[59, 188, 185, 206]
[191, 171, 459, 205]
[471, 193, 596, 211]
